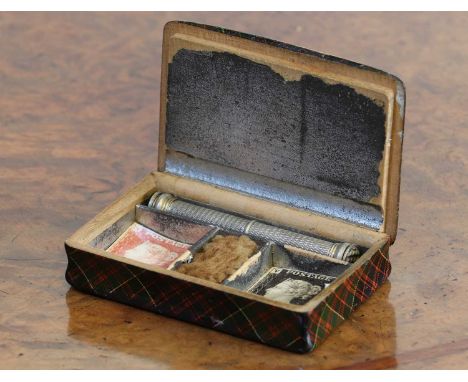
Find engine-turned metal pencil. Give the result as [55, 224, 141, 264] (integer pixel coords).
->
[147, 192, 360, 262]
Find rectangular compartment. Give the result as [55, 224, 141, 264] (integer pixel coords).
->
[171, 229, 263, 282]
[225, 243, 350, 305]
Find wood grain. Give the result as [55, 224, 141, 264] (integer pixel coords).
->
[0, 12, 467, 369]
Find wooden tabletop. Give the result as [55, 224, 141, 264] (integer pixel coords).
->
[1, 12, 467, 370]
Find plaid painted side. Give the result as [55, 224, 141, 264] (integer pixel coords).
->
[64, 244, 312, 353]
[65, 243, 390, 353]
[306, 247, 391, 350]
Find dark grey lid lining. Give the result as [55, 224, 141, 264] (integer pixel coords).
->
[164, 46, 387, 231]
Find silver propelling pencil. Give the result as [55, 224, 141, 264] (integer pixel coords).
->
[147, 192, 360, 262]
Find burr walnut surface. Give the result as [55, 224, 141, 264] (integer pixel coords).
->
[1, 12, 467, 369]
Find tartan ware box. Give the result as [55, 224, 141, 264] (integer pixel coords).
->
[65, 21, 405, 353]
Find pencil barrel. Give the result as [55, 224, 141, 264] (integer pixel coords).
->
[147, 192, 360, 262]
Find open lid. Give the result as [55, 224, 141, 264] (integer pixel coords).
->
[158, 21, 405, 241]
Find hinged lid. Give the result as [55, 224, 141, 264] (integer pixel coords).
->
[158, 21, 405, 241]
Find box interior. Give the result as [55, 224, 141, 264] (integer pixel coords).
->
[67, 171, 390, 313]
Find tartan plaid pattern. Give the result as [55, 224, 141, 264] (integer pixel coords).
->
[307, 247, 391, 350]
[64, 243, 390, 353]
[65, 244, 312, 353]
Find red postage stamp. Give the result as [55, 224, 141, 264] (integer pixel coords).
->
[108, 223, 190, 268]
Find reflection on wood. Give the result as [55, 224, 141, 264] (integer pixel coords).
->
[65, 283, 396, 369]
